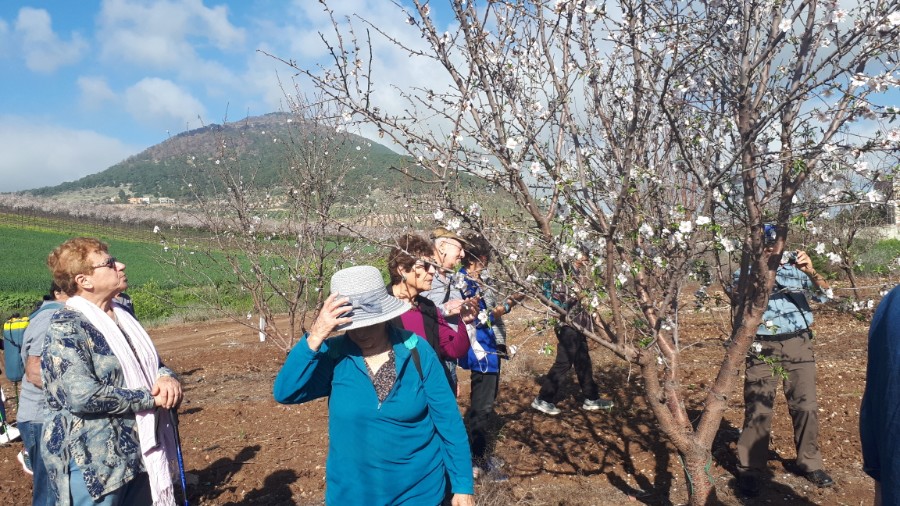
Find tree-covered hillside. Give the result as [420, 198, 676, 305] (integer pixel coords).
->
[27, 112, 432, 199]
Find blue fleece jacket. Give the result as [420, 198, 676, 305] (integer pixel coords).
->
[457, 268, 501, 374]
[273, 326, 473, 505]
[861, 285, 900, 503]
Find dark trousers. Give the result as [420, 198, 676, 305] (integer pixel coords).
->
[537, 325, 598, 403]
[466, 371, 500, 464]
[737, 333, 824, 474]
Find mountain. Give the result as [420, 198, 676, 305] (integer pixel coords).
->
[26, 112, 432, 200]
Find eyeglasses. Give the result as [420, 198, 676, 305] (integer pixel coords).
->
[92, 257, 118, 270]
[414, 258, 440, 272]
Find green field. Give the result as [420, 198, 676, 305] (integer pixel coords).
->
[0, 212, 379, 325]
[0, 216, 252, 323]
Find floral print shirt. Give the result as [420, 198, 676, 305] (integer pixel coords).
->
[41, 308, 175, 505]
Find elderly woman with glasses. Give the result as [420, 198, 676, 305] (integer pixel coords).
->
[42, 237, 182, 506]
[387, 233, 472, 388]
[274, 265, 475, 506]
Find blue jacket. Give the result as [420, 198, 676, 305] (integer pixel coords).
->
[273, 326, 473, 505]
[860, 285, 900, 502]
[733, 263, 826, 335]
[457, 269, 501, 373]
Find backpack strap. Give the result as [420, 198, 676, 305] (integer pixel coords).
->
[403, 334, 423, 380]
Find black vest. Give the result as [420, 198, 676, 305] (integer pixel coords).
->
[387, 285, 453, 386]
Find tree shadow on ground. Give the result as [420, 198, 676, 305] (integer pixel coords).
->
[222, 469, 303, 505]
[495, 363, 820, 505]
[189, 444, 316, 505]
[708, 406, 819, 506]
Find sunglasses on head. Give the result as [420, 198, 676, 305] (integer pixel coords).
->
[92, 256, 118, 270]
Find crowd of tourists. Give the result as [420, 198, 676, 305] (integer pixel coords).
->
[0, 227, 896, 504]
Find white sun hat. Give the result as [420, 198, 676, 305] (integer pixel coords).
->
[330, 265, 411, 331]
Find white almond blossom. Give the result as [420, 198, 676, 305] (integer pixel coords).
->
[446, 217, 461, 230]
[695, 216, 711, 226]
[434, 209, 445, 220]
[718, 236, 735, 253]
[505, 136, 523, 150]
[850, 74, 868, 87]
[779, 18, 792, 32]
[815, 242, 826, 255]
[825, 251, 842, 264]
[639, 222, 654, 238]
[889, 12, 900, 27]
[679, 220, 693, 234]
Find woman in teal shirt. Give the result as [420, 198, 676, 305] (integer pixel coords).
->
[273, 266, 474, 506]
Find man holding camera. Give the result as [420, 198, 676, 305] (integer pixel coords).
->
[736, 225, 835, 495]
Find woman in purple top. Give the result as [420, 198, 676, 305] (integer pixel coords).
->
[387, 234, 471, 388]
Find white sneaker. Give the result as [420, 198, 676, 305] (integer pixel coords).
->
[0, 425, 20, 444]
[531, 397, 561, 415]
[17, 451, 33, 475]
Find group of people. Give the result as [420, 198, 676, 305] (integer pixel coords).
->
[5, 225, 895, 504]
[5, 229, 614, 506]
[273, 227, 620, 504]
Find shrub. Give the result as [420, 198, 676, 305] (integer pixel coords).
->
[854, 238, 900, 275]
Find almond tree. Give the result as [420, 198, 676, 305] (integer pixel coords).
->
[160, 93, 367, 351]
[275, 0, 898, 501]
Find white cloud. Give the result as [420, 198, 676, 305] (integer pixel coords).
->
[0, 117, 138, 192]
[15, 7, 88, 73]
[77, 76, 118, 109]
[123, 78, 207, 129]
[247, 0, 458, 147]
[97, 0, 245, 70]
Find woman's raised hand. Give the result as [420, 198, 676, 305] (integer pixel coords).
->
[306, 293, 353, 351]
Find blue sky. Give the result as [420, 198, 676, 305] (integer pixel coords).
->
[1, 2, 895, 193]
[0, 0, 441, 192]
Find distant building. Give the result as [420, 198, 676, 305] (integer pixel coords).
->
[158, 197, 175, 204]
[128, 197, 151, 204]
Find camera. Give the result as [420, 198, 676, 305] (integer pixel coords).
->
[783, 251, 798, 264]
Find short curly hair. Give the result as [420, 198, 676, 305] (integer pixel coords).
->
[47, 237, 109, 296]
[461, 232, 492, 267]
[387, 234, 433, 285]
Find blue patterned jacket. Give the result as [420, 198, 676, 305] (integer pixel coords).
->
[41, 308, 175, 505]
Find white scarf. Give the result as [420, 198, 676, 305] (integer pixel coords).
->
[66, 296, 177, 506]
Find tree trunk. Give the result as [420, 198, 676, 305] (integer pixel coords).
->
[847, 268, 859, 299]
[681, 446, 719, 506]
